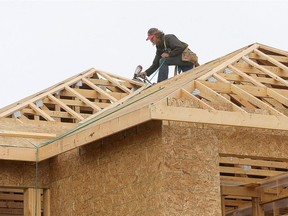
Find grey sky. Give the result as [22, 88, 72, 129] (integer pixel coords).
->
[0, 0, 287, 108]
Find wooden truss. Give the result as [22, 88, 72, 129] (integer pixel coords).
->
[1, 43, 288, 215]
[1, 43, 288, 160]
[0, 68, 144, 123]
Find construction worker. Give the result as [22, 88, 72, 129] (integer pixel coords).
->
[140, 28, 196, 83]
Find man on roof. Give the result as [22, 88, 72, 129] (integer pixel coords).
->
[140, 28, 198, 83]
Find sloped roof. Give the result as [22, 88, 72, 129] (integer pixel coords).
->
[2, 42, 288, 214]
[0, 68, 144, 122]
[1, 42, 288, 162]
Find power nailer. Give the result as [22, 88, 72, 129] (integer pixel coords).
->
[132, 65, 151, 84]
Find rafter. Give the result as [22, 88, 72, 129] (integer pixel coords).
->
[198, 43, 260, 80]
[195, 81, 246, 112]
[96, 70, 132, 93]
[64, 86, 101, 111]
[47, 94, 84, 121]
[82, 77, 117, 102]
[254, 49, 288, 73]
[228, 64, 266, 87]
[243, 56, 288, 87]
[180, 88, 215, 110]
[28, 103, 55, 121]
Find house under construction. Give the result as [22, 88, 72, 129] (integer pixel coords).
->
[1, 43, 288, 216]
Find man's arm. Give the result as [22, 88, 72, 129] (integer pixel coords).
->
[165, 34, 187, 57]
[145, 50, 161, 76]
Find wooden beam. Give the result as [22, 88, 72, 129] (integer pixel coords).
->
[24, 188, 41, 216]
[0, 193, 23, 201]
[221, 186, 258, 197]
[0, 146, 36, 161]
[47, 94, 84, 121]
[252, 197, 264, 216]
[228, 64, 266, 87]
[254, 49, 288, 72]
[220, 166, 285, 177]
[180, 88, 215, 110]
[64, 86, 101, 111]
[0, 201, 23, 209]
[96, 70, 132, 93]
[198, 43, 260, 80]
[38, 107, 151, 161]
[0, 68, 96, 118]
[221, 176, 263, 186]
[82, 77, 117, 102]
[259, 44, 288, 58]
[260, 188, 288, 205]
[28, 103, 55, 122]
[43, 189, 50, 216]
[0, 130, 56, 139]
[195, 81, 246, 113]
[243, 56, 288, 87]
[230, 85, 285, 116]
[220, 157, 288, 169]
[150, 105, 288, 131]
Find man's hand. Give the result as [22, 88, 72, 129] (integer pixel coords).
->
[161, 53, 169, 58]
[139, 71, 147, 79]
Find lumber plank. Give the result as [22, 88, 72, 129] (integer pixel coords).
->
[198, 43, 260, 80]
[195, 81, 246, 113]
[254, 49, 288, 73]
[47, 94, 84, 121]
[0, 68, 96, 118]
[38, 107, 151, 161]
[96, 70, 132, 93]
[180, 88, 215, 110]
[0, 130, 56, 139]
[28, 103, 55, 121]
[150, 105, 288, 131]
[0, 146, 36, 161]
[64, 86, 101, 111]
[243, 56, 288, 87]
[82, 77, 117, 102]
[221, 186, 258, 197]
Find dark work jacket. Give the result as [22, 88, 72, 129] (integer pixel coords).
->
[146, 34, 188, 76]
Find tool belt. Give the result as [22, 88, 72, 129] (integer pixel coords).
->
[182, 47, 199, 65]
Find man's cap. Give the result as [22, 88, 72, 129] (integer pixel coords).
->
[146, 28, 159, 41]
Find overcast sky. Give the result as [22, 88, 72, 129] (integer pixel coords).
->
[0, 0, 287, 108]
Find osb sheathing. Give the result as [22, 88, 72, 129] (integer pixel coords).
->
[47, 120, 222, 216]
[161, 122, 221, 215]
[217, 127, 288, 158]
[0, 160, 49, 188]
[167, 122, 288, 159]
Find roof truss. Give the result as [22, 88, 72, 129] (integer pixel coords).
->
[0, 68, 144, 124]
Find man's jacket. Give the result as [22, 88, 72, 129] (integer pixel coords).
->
[146, 34, 188, 76]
